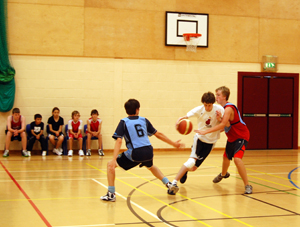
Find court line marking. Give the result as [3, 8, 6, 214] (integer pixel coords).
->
[92, 179, 172, 227]
[208, 161, 300, 191]
[86, 163, 212, 227]
[54, 224, 114, 227]
[0, 161, 52, 227]
[125, 170, 254, 227]
[247, 168, 300, 184]
[288, 166, 300, 189]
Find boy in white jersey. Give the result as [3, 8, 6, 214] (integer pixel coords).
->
[86, 109, 103, 156]
[168, 92, 224, 195]
[101, 99, 184, 202]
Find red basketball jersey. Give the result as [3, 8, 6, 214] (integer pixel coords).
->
[88, 118, 102, 132]
[68, 119, 83, 133]
[225, 104, 250, 142]
[11, 115, 22, 130]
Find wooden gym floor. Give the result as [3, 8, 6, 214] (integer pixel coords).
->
[0, 149, 299, 227]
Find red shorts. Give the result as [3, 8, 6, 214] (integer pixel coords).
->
[68, 132, 82, 139]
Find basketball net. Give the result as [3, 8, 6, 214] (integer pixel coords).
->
[183, 33, 202, 52]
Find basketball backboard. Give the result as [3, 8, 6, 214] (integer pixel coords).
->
[165, 11, 209, 47]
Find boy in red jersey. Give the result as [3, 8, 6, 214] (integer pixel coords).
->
[86, 109, 103, 156]
[197, 86, 252, 194]
[67, 110, 84, 157]
[4, 108, 28, 157]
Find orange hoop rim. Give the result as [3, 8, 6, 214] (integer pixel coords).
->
[183, 33, 202, 41]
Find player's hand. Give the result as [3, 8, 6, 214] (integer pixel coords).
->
[174, 139, 185, 148]
[74, 133, 78, 139]
[194, 129, 206, 135]
[216, 110, 222, 122]
[175, 117, 187, 129]
[55, 131, 59, 137]
[36, 135, 40, 139]
[14, 130, 18, 136]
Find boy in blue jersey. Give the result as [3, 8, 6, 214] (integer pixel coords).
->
[101, 99, 184, 202]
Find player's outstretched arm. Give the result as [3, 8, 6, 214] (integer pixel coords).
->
[154, 131, 185, 148]
[196, 107, 232, 135]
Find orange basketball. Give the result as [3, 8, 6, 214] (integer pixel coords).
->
[177, 119, 193, 135]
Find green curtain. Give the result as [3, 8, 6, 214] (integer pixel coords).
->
[0, 0, 15, 112]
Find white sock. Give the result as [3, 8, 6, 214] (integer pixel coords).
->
[172, 180, 178, 185]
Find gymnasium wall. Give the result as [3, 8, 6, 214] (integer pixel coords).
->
[2, 0, 300, 151]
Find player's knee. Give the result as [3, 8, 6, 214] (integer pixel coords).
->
[233, 157, 242, 165]
[183, 158, 196, 169]
[190, 166, 198, 171]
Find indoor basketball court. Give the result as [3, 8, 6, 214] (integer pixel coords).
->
[0, 149, 299, 227]
[1, 1, 300, 227]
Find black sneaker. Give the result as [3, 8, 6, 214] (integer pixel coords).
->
[100, 191, 116, 202]
[213, 172, 230, 183]
[180, 171, 188, 184]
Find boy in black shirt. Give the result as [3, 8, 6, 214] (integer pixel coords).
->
[27, 114, 47, 156]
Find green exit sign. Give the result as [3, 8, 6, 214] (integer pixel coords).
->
[263, 62, 276, 69]
[262, 55, 277, 72]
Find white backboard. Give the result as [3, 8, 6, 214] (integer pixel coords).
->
[165, 11, 209, 47]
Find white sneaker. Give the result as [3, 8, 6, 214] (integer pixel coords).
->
[27, 151, 31, 157]
[68, 150, 73, 157]
[79, 150, 84, 156]
[22, 150, 29, 157]
[3, 150, 9, 157]
[98, 149, 104, 156]
[42, 151, 47, 156]
[86, 149, 91, 156]
[59, 148, 63, 153]
[53, 148, 62, 156]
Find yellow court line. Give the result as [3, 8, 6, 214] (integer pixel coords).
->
[126, 170, 253, 227]
[86, 163, 212, 227]
[247, 168, 300, 184]
[248, 175, 299, 190]
[0, 197, 99, 202]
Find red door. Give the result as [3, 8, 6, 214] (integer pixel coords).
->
[238, 72, 298, 149]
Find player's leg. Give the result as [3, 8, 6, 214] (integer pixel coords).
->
[213, 142, 232, 183]
[233, 141, 252, 194]
[101, 153, 138, 202]
[86, 133, 92, 150]
[234, 157, 248, 185]
[39, 135, 47, 155]
[147, 163, 179, 195]
[27, 136, 36, 154]
[78, 135, 84, 156]
[68, 135, 73, 156]
[4, 131, 13, 151]
[20, 132, 28, 156]
[48, 134, 56, 146]
[98, 133, 104, 156]
[176, 135, 198, 184]
[221, 155, 231, 176]
[56, 134, 64, 149]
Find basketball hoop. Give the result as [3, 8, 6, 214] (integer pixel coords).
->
[183, 33, 202, 52]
